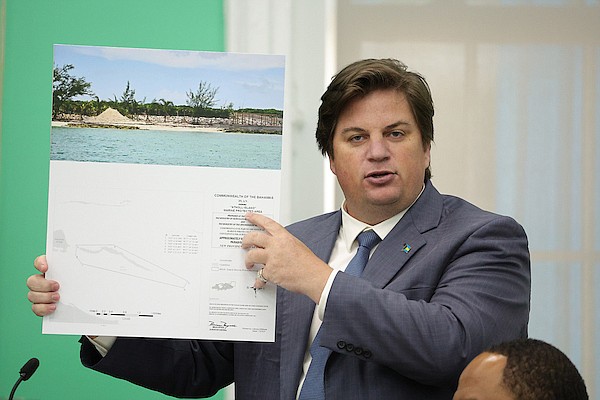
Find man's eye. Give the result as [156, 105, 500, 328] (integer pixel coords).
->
[350, 135, 365, 142]
[389, 130, 405, 138]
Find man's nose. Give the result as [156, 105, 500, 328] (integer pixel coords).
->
[366, 135, 390, 160]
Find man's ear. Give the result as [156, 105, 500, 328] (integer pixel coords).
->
[423, 142, 431, 170]
[329, 156, 337, 176]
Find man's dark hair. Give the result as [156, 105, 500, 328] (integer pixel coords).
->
[487, 338, 588, 400]
[315, 58, 434, 182]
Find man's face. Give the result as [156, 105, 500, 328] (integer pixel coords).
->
[329, 89, 430, 225]
[453, 352, 514, 400]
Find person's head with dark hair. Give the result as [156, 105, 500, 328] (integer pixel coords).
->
[316, 58, 434, 182]
[454, 338, 589, 400]
[316, 59, 434, 224]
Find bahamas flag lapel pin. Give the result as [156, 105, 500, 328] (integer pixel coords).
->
[402, 243, 411, 254]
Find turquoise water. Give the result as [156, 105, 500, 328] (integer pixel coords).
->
[50, 126, 282, 170]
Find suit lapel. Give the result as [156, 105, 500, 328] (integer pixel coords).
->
[363, 221, 425, 288]
[279, 211, 341, 399]
[362, 181, 443, 288]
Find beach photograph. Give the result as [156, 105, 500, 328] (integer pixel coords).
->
[51, 45, 285, 169]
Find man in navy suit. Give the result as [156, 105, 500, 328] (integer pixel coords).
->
[28, 59, 530, 399]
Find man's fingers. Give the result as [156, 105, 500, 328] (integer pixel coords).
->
[245, 212, 284, 234]
[33, 255, 48, 273]
[244, 246, 267, 269]
[29, 254, 59, 317]
[31, 303, 57, 317]
[253, 267, 269, 289]
[27, 290, 59, 305]
[242, 213, 288, 250]
[241, 230, 270, 250]
[253, 278, 267, 289]
[26, 274, 59, 292]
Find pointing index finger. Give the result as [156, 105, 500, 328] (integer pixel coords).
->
[245, 212, 283, 234]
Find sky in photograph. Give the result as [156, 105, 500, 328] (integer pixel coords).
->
[53, 44, 285, 110]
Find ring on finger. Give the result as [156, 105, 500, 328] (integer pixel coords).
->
[257, 268, 268, 283]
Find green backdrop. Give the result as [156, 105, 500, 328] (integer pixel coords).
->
[0, 1, 225, 399]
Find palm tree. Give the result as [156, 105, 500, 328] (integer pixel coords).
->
[158, 99, 174, 122]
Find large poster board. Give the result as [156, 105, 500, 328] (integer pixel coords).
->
[43, 45, 285, 342]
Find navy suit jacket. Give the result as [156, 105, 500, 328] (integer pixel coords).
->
[81, 181, 531, 399]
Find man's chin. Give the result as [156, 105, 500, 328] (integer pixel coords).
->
[365, 191, 404, 207]
[367, 198, 407, 214]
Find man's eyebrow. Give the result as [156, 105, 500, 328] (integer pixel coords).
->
[339, 126, 367, 135]
[339, 120, 413, 135]
[386, 120, 413, 129]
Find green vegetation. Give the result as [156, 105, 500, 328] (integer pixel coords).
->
[52, 64, 94, 119]
[237, 108, 283, 118]
[52, 64, 282, 125]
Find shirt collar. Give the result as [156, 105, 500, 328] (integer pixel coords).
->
[339, 184, 425, 252]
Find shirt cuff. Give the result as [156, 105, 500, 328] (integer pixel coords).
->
[87, 336, 117, 357]
[317, 270, 339, 320]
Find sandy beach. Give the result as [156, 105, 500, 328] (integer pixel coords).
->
[52, 108, 282, 134]
[51, 120, 225, 132]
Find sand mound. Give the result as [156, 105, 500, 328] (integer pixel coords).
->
[88, 107, 134, 124]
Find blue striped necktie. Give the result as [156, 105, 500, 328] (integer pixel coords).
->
[298, 229, 381, 399]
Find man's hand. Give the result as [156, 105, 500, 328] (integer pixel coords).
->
[26, 255, 60, 316]
[242, 213, 333, 304]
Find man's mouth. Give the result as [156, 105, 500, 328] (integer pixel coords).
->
[366, 171, 394, 179]
[365, 171, 396, 183]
